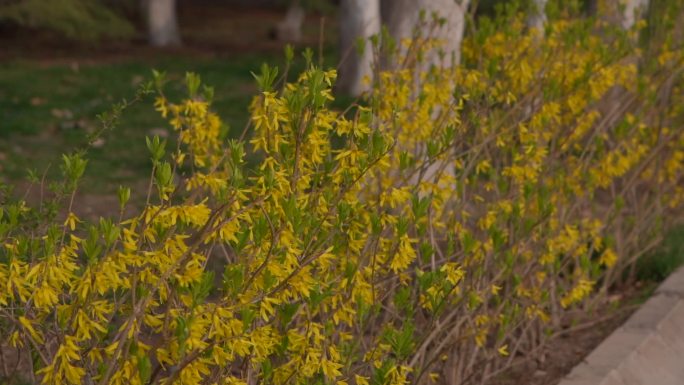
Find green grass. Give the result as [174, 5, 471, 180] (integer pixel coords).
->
[0, 55, 270, 189]
[636, 224, 684, 282]
[0, 49, 344, 194]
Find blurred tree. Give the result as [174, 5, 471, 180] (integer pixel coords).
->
[337, 0, 381, 95]
[526, 0, 547, 33]
[146, 0, 181, 46]
[0, 0, 134, 41]
[383, 0, 470, 68]
[621, 0, 649, 29]
[590, 0, 650, 29]
[270, 0, 305, 42]
[338, 0, 470, 96]
[269, 0, 336, 42]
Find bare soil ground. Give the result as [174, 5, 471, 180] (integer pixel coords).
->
[490, 288, 649, 385]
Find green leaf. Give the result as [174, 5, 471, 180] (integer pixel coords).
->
[146, 135, 166, 162]
[137, 355, 151, 383]
[185, 72, 201, 98]
[284, 44, 294, 63]
[223, 264, 244, 296]
[154, 162, 173, 188]
[117, 186, 130, 210]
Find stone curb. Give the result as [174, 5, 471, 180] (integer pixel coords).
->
[557, 266, 684, 385]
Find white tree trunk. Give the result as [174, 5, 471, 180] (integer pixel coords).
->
[381, 0, 470, 189]
[526, 0, 547, 34]
[621, 0, 649, 29]
[273, 0, 306, 42]
[337, 0, 382, 96]
[148, 0, 181, 47]
[383, 0, 470, 68]
[591, 0, 649, 30]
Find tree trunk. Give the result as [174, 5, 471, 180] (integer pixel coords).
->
[272, 0, 305, 43]
[621, 0, 649, 29]
[380, 0, 470, 188]
[591, 0, 649, 30]
[526, 0, 547, 34]
[337, 0, 381, 96]
[383, 0, 470, 69]
[147, 0, 181, 47]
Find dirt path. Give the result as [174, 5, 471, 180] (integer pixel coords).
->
[0, 5, 333, 64]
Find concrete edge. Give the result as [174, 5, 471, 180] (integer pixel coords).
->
[557, 266, 684, 385]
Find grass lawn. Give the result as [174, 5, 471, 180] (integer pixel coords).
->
[0, 3, 346, 196]
[0, 48, 347, 196]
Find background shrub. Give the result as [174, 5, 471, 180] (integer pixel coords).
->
[1, 3, 684, 385]
[0, 0, 134, 41]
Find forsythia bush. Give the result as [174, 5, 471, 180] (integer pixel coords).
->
[2, 3, 684, 385]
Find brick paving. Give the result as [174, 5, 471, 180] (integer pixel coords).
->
[558, 267, 684, 385]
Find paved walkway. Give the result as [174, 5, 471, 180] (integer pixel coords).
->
[558, 267, 684, 385]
